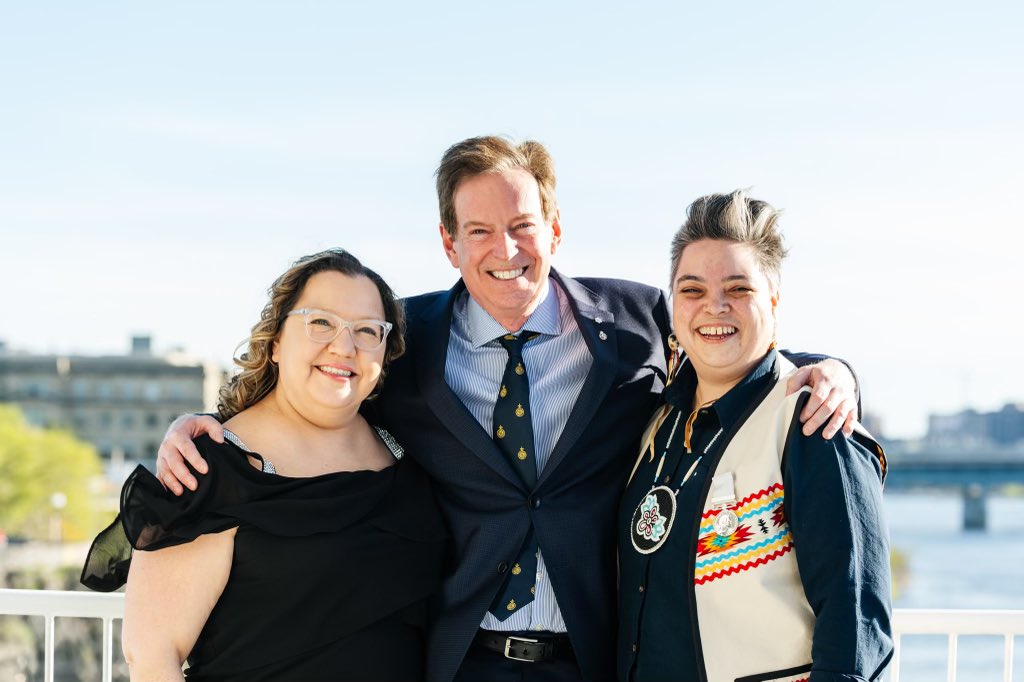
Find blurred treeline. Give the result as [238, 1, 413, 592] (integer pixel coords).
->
[0, 405, 107, 541]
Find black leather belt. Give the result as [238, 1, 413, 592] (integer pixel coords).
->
[473, 629, 573, 663]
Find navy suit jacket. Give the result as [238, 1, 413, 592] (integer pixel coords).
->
[368, 270, 672, 682]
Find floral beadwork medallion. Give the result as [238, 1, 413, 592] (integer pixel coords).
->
[631, 485, 678, 554]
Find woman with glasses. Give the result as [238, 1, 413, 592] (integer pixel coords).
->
[82, 249, 446, 681]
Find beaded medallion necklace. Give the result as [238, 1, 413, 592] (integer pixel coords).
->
[630, 403, 724, 555]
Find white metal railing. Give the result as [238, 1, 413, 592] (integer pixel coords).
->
[0, 591, 1022, 681]
[890, 608, 1024, 682]
[0, 588, 123, 682]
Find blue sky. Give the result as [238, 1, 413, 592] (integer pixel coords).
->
[1, 1, 1021, 438]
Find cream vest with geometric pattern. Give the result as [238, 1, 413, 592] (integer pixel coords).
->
[691, 356, 815, 682]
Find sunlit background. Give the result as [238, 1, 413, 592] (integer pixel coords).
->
[1, 2, 1022, 679]
[2, 1, 1022, 438]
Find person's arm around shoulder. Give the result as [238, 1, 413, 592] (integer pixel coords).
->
[156, 414, 225, 494]
[782, 352, 860, 439]
[121, 527, 235, 681]
[783, 393, 893, 682]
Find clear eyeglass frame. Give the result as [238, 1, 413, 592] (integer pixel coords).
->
[286, 308, 393, 351]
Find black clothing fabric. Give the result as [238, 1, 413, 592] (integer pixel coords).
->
[455, 639, 583, 682]
[457, 631, 579, 682]
[82, 434, 447, 681]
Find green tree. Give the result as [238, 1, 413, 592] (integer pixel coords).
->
[0, 405, 104, 541]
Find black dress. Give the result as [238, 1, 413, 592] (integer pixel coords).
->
[81, 430, 447, 681]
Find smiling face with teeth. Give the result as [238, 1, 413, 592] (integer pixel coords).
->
[271, 271, 387, 423]
[440, 168, 562, 332]
[672, 239, 779, 400]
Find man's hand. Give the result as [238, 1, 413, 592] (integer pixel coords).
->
[156, 414, 223, 495]
[786, 359, 858, 439]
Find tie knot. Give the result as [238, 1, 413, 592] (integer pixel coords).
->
[497, 332, 538, 357]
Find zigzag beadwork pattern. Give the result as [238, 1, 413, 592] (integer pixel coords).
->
[695, 529, 790, 568]
[696, 532, 790, 577]
[701, 481, 784, 516]
[699, 482, 784, 533]
[694, 482, 792, 585]
[694, 545, 794, 585]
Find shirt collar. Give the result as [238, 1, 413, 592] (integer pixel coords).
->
[664, 350, 779, 430]
[464, 278, 562, 348]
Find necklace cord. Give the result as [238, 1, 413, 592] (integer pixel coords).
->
[683, 399, 717, 453]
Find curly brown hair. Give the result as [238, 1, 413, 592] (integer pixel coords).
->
[217, 249, 406, 420]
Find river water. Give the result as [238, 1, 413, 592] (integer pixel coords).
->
[885, 491, 1024, 680]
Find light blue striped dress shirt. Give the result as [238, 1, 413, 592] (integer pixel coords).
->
[444, 278, 593, 633]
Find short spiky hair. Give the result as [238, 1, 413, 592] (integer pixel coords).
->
[670, 189, 788, 290]
[435, 135, 558, 236]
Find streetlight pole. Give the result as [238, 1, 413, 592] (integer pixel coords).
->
[49, 492, 67, 544]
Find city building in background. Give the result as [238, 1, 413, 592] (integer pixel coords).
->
[0, 336, 226, 466]
[864, 403, 1024, 453]
[926, 403, 1024, 450]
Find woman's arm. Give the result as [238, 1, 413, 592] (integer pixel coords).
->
[783, 395, 893, 681]
[121, 528, 235, 681]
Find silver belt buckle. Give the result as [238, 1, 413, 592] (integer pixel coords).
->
[503, 635, 539, 662]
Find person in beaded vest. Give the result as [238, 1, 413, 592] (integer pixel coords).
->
[618, 190, 892, 682]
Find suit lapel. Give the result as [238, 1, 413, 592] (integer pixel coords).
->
[412, 281, 527, 490]
[538, 271, 620, 486]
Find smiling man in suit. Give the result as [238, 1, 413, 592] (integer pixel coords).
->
[381, 137, 677, 682]
[156, 135, 857, 682]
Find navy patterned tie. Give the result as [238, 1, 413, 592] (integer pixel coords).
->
[488, 331, 540, 620]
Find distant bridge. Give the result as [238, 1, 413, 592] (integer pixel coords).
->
[884, 448, 1024, 530]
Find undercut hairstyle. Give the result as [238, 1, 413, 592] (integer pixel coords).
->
[435, 135, 558, 237]
[217, 248, 406, 420]
[669, 189, 788, 291]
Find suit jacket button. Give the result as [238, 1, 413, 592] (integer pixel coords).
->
[498, 561, 509, 574]
[530, 496, 541, 509]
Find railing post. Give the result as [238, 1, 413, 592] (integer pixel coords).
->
[44, 614, 55, 682]
[103, 616, 114, 682]
[889, 633, 902, 682]
[1003, 634, 1014, 682]
[946, 634, 958, 682]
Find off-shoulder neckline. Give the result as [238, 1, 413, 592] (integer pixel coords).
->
[219, 425, 404, 478]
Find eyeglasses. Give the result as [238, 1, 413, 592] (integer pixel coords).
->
[286, 308, 393, 351]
